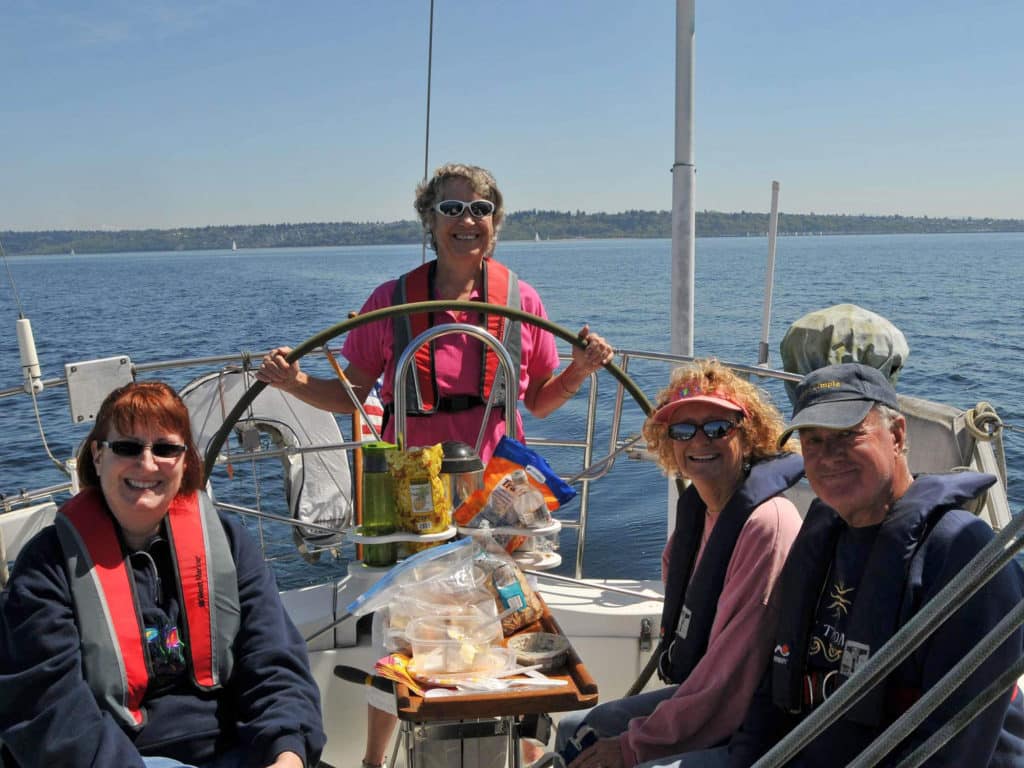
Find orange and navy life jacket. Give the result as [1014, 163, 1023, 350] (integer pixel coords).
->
[392, 258, 522, 416]
[54, 488, 239, 730]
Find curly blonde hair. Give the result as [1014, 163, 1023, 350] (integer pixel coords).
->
[414, 163, 505, 253]
[642, 359, 796, 478]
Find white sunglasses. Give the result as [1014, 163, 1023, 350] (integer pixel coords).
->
[434, 199, 496, 218]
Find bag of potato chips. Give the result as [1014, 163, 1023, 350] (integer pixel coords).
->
[387, 444, 450, 536]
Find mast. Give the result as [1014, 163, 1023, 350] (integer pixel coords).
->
[671, 0, 696, 358]
[758, 180, 781, 365]
[666, 0, 697, 530]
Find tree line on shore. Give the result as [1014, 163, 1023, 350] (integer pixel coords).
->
[4, 210, 1022, 256]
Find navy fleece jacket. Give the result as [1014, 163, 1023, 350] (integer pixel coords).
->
[0, 507, 326, 768]
[728, 472, 1024, 767]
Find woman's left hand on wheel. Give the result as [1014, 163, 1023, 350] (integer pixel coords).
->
[573, 324, 614, 375]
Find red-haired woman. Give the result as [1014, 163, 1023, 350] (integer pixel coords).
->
[0, 382, 325, 768]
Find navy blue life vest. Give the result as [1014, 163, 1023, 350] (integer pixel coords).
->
[771, 472, 997, 726]
[392, 258, 522, 416]
[657, 452, 804, 684]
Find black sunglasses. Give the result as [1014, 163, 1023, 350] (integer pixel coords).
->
[667, 419, 740, 442]
[101, 440, 188, 459]
[434, 199, 496, 218]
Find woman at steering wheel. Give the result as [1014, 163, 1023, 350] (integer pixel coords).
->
[256, 162, 612, 461]
[257, 162, 613, 768]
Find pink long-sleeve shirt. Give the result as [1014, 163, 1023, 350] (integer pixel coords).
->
[341, 274, 559, 463]
[619, 496, 802, 766]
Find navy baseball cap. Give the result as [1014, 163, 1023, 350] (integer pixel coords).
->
[777, 362, 900, 447]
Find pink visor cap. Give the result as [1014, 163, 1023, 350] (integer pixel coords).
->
[652, 384, 750, 423]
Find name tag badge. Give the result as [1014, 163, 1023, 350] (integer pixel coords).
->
[841, 640, 871, 677]
[676, 606, 692, 639]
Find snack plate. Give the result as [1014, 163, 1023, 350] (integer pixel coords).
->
[407, 648, 515, 687]
[395, 598, 599, 721]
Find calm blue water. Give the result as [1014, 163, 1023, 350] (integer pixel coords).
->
[2, 233, 1022, 582]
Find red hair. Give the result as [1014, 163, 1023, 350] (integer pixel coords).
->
[77, 381, 203, 494]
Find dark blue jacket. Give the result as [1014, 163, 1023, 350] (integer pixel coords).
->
[0, 504, 326, 768]
[729, 471, 1024, 767]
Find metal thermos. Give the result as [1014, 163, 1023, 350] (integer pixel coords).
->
[440, 441, 485, 513]
[360, 441, 398, 567]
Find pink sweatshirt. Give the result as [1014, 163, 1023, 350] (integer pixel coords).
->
[619, 496, 802, 766]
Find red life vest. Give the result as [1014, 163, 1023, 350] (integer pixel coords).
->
[55, 488, 238, 730]
[392, 258, 522, 415]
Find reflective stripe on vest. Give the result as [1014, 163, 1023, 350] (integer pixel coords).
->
[393, 258, 522, 415]
[55, 488, 239, 730]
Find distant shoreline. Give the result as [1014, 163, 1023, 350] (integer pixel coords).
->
[3, 209, 1022, 256]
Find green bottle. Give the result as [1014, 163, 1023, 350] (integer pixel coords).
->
[361, 441, 398, 567]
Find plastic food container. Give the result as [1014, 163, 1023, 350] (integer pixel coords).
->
[385, 597, 497, 656]
[407, 614, 507, 675]
[507, 631, 570, 673]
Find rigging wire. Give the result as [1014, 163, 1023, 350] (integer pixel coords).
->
[27, 385, 71, 476]
[1, 237, 70, 477]
[0, 237, 27, 318]
[420, 0, 435, 265]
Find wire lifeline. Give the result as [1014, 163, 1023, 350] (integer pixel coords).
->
[846, 595, 1024, 768]
[894, 656, 1024, 768]
[752, 503, 1024, 768]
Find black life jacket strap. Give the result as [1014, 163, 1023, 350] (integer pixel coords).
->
[381, 395, 486, 423]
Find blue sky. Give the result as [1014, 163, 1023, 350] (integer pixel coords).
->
[3, 1, 1022, 230]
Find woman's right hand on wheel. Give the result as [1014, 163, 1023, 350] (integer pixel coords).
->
[256, 346, 302, 390]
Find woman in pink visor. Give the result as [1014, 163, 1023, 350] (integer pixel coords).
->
[552, 359, 803, 768]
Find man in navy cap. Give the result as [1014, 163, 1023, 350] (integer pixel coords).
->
[725, 363, 1024, 768]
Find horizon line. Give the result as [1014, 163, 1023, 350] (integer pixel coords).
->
[4, 208, 1023, 235]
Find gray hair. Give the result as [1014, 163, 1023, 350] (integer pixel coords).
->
[875, 403, 910, 454]
[413, 163, 505, 252]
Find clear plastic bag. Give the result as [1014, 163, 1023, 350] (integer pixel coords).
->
[472, 536, 545, 635]
[454, 437, 576, 553]
[345, 538, 479, 618]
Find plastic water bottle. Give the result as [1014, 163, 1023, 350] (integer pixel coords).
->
[509, 470, 550, 527]
[361, 442, 398, 567]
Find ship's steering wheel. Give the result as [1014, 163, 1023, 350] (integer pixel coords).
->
[200, 299, 662, 696]
[202, 300, 653, 480]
